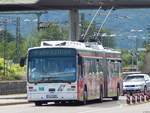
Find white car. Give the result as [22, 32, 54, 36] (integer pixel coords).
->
[122, 71, 141, 79]
[123, 74, 150, 94]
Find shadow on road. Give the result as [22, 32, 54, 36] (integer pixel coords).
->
[37, 97, 125, 108]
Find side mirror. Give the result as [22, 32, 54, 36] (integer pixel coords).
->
[78, 55, 82, 65]
[20, 57, 26, 67]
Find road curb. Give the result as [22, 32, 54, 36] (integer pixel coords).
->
[0, 97, 27, 100]
[0, 101, 29, 106]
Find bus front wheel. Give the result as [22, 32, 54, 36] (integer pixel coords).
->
[83, 89, 88, 105]
[35, 101, 43, 106]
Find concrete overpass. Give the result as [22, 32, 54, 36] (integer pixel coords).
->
[1, 0, 150, 40]
[1, 0, 150, 10]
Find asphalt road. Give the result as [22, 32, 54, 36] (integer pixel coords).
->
[0, 97, 150, 113]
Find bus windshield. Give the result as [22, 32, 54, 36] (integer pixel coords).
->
[28, 57, 76, 83]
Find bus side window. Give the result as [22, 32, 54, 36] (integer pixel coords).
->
[78, 56, 83, 78]
[93, 59, 97, 74]
[119, 61, 122, 76]
[115, 61, 122, 77]
[97, 59, 103, 73]
[96, 59, 99, 73]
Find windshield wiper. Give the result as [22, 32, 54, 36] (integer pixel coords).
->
[31, 77, 58, 84]
[31, 77, 72, 84]
[41, 76, 58, 80]
[53, 80, 71, 84]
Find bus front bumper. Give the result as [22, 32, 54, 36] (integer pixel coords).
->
[27, 92, 78, 102]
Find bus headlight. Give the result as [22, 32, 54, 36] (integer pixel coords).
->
[67, 86, 76, 91]
[67, 88, 75, 91]
[28, 86, 37, 92]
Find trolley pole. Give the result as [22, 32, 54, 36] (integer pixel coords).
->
[3, 19, 7, 77]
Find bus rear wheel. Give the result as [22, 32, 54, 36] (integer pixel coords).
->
[112, 87, 120, 101]
[99, 87, 103, 103]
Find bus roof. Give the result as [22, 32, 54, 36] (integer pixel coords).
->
[28, 41, 121, 55]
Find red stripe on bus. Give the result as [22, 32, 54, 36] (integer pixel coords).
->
[79, 53, 104, 58]
[79, 53, 120, 59]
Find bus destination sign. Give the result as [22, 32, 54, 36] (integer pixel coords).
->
[29, 48, 76, 57]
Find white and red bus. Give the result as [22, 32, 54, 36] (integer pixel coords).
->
[20, 41, 122, 106]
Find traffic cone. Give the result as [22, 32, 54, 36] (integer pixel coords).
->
[126, 94, 131, 104]
[144, 94, 147, 102]
[137, 93, 140, 103]
[141, 93, 145, 102]
[147, 91, 150, 101]
[132, 94, 136, 104]
[146, 92, 149, 101]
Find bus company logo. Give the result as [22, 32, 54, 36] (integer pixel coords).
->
[57, 85, 65, 91]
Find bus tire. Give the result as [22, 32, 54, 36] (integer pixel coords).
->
[54, 101, 60, 104]
[35, 101, 43, 106]
[112, 87, 120, 101]
[83, 87, 88, 105]
[99, 86, 103, 103]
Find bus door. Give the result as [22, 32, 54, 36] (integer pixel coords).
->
[102, 59, 108, 97]
[107, 60, 116, 97]
[96, 59, 104, 96]
[77, 55, 84, 100]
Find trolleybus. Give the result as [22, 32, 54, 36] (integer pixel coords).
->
[20, 41, 122, 106]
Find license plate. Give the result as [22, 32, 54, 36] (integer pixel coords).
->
[126, 88, 136, 91]
[46, 94, 57, 98]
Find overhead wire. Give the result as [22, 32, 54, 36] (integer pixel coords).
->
[96, 6, 114, 42]
[82, 6, 102, 41]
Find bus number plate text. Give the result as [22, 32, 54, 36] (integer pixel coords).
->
[46, 95, 58, 98]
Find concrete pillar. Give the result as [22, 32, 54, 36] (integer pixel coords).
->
[69, 9, 80, 41]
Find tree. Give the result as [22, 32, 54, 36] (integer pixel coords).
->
[121, 50, 132, 67]
[0, 57, 25, 80]
[0, 30, 15, 42]
[0, 30, 15, 59]
[138, 51, 145, 70]
[27, 23, 68, 47]
[0, 23, 70, 80]
[80, 20, 97, 41]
